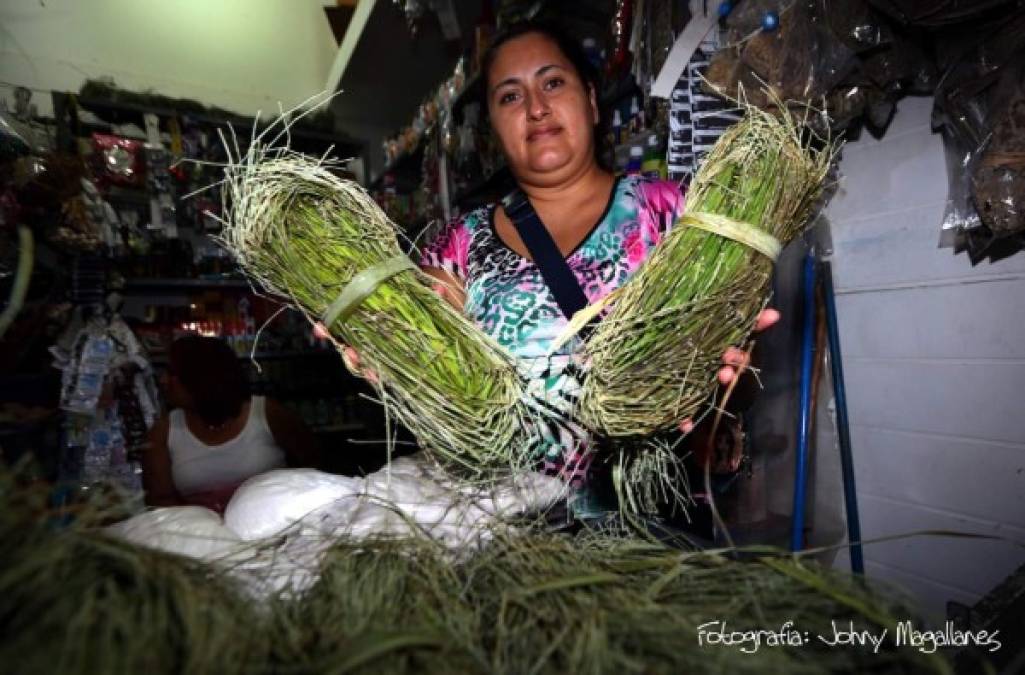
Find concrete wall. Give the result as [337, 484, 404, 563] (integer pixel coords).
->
[0, 0, 337, 117]
[823, 96, 1025, 621]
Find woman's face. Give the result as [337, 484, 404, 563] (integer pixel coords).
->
[487, 32, 599, 186]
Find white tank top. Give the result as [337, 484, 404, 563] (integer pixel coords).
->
[168, 396, 286, 497]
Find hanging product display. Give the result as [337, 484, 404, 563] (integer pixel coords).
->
[867, 0, 1014, 27]
[51, 309, 158, 499]
[933, 13, 1025, 262]
[696, 0, 1025, 263]
[703, 0, 935, 135]
[667, 24, 741, 182]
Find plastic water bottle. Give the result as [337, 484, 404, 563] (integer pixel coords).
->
[64, 334, 114, 414]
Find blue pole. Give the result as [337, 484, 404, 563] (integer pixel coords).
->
[792, 251, 816, 552]
[821, 260, 864, 574]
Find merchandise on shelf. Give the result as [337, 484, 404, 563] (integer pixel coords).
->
[51, 309, 158, 502]
[668, 25, 740, 183]
[702, 0, 937, 135]
[92, 133, 145, 188]
[606, 0, 635, 81]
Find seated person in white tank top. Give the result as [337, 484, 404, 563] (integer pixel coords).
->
[142, 335, 321, 513]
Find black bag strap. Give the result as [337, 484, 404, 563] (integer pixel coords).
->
[501, 188, 591, 326]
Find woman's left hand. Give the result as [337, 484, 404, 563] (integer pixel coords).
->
[678, 308, 780, 434]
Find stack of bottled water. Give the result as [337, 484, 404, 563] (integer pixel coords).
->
[60, 328, 114, 415]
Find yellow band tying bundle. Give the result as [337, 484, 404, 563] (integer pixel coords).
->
[681, 212, 782, 261]
[321, 255, 416, 328]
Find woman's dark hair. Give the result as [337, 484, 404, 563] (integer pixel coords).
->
[168, 335, 249, 427]
[480, 20, 609, 169]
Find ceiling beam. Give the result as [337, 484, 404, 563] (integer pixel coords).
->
[324, 0, 378, 94]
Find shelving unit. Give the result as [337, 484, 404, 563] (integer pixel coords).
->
[122, 278, 251, 293]
[371, 134, 427, 192]
[71, 95, 365, 160]
[311, 422, 366, 434]
[41, 87, 389, 462]
[148, 350, 338, 366]
[451, 163, 514, 209]
[449, 72, 482, 125]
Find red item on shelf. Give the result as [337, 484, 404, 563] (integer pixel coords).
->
[91, 133, 145, 188]
[606, 0, 635, 81]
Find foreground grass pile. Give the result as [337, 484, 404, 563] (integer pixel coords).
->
[0, 472, 951, 675]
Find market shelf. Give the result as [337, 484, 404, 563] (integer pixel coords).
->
[311, 422, 365, 434]
[122, 278, 251, 293]
[75, 96, 363, 157]
[371, 134, 428, 192]
[105, 186, 153, 206]
[449, 72, 482, 125]
[451, 164, 514, 209]
[149, 350, 338, 366]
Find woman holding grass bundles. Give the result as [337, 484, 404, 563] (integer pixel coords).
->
[338, 21, 778, 517]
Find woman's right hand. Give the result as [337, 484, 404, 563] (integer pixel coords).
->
[313, 323, 378, 384]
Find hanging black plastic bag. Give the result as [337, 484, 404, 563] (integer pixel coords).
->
[933, 11, 1025, 263]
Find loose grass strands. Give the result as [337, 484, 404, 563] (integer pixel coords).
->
[293, 531, 950, 675]
[217, 141, 533, 478]
[580, 104, 833, 440]
[612, 437, 692, 518]
[0, 479, 270, 675]
[1, 472, 952, 675]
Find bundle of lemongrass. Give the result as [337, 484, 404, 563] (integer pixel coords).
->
[579, 105, 832, 439]
[216, 140, 532, 477]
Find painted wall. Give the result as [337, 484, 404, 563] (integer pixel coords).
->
[0, 0, 337, 117]
[823, 96, 1025, 621]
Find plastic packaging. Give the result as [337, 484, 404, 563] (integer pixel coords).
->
[867, 0, 1014, 27]
[224, 457, 566, 545]
[934, 15, 1025, 262]
[703, 0, 932, 135]
[91, 133, 145, 188]
[107, 506, 242, 560]
[0, 112, 32, 160]
[108, 455, 567, 599]
[61, 330, 113, 414]
[224, 469, 363, 541]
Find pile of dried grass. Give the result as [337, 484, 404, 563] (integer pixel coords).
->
[1, 469, 951, 675]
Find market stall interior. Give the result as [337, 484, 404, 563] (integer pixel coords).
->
[2, 0, 1024, 673]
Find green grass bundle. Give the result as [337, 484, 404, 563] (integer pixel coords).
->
[579, 105, 831, 439]
[217, 141, 531, 477]
[0, 480, 270, 675]
[2, 473, 952, 675]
